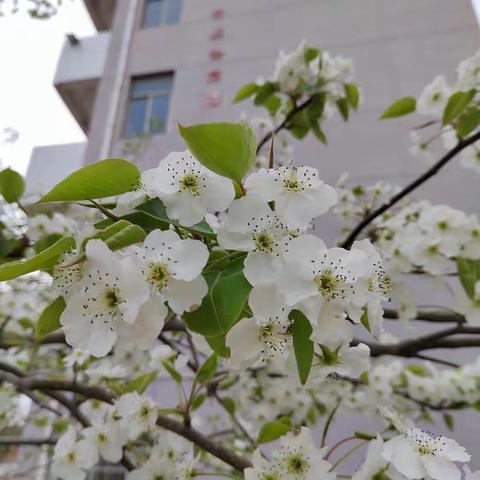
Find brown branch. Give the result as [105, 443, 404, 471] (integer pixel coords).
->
[0, 437, 57, 446]
[0, 364, 251, 473]
[383, 308, 465, 324]
[341, 129, 480, 248]
[256, 96, 315, 154]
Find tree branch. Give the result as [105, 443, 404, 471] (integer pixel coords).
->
[0, 365, 251, 473]
[383, 308, 465, 324]
[256, 96, 315, 154]
[341, 129, 480, 248]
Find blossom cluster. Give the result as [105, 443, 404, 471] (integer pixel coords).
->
[408, 50, 480, 173]
[272, 41, 354, 98]
[51, 393, 196, 480]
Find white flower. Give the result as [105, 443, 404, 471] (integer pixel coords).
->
[51, 427, 96, 480]
[245, 166, 337, 229]
[456, 50, 480, 91]
[273, 41, 311, 93]
[409, 131, 433, 162]
[226, 285, 290, 370]
[81, 424, 125, 463]
[116, 297, 168, 351]
[115, 392, 157, 440]
[460, 145, 480, 173]
[352, 239, 392, 336]
[454, 281, 480, 326]
[417, 75, 452, 116]
[252, 427, 335, 480]
[133, 229, 208, 314]
[112, 190, 147, 216]
[217, 197, 293, 285]
[352, 435, 388, 480]
[309, 342, 370, 383]
[60, 240, 150, 357]
[382, 427, 470, 480]
[279, 234, 369, 320]
[142, 150, 235, 226]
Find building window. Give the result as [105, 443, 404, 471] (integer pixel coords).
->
[125, 73, 174, 138]
[142, 0, 182, 28]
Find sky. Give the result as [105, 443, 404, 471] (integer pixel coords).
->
[0, 0, 94, 174]
[0, 1, 479, 175]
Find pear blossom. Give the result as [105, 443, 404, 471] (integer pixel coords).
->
[81, 423, 125, 463]
[245, 427, 335, 480]
[226, 285, 291, 369]
[352, 239, 392, 336]
[460, 145, 480, 173]
[116, 297, 168, 351]
[60, 240, 150, 357]
[352, 435, 389, 480]
[456, 49, 480, 91]
[382, 426, 470, 480]
[115, 392, 158, 440]
[454, 281, 480, 326]
[51, 427, 96, 480]
[409, 131, 433, 162]
[273, 41, 311, 93]
[132, 229, 208, 314]
[245, 165, 337, 229]
[279, 234, 369, 321]
[217, 197, 294, 285]
[142, 150, 235, 226]
[417, 75, 452, 116]
[309, 342, 371, 383]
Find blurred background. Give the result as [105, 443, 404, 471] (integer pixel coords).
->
[0, 0, 479, 477]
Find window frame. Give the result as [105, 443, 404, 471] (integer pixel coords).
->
[124, 72, 174, 138]
[141, 0, 182, 29]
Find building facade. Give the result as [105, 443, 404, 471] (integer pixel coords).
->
[25, 0, 480, 468]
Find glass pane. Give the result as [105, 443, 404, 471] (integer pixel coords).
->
[165, 0, 181, 24]
[142, 0, 164, 28]
[149, 95, 170, 133]
[125, 98, 147, 138]
[131, 74, 173, 96]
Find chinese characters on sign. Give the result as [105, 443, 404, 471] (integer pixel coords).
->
[204, 8, 225, 108]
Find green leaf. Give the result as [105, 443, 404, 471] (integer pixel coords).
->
[289, 310, 314, 385]
[456, 107, 480, 138]
[336, 98, 349, 121]
[179, 122, 256, 183]
[191, 393, 207, 411]
[136, 199, 216, 239]
[304, 47, 320, 63]
[457, 257, 480, 300]
[205, 334, 230, 357]
[289, 125, 310, 139]
[35, 234, 64, 254]
[125, 372, 157, 393]
[443, 412, 454, 431]
[195, 353, 218, 385]
[0, 168, 25, 203]
[39, 158, 140, 203]
[220, 397, 236, 415]
[443, 90, 476, 125]
[183, 257, 252, 336]
[380, 97, 416, 119]
[234, 83, 260, 102]
[0, 236, 75, 281]
[257, 419, 291, 444]
[311, 122, 327, 144]
[161, 360, 183, 383]
[360, 308, 370, 332]
[254, 82, 276, 106]
[344, 83, 360, 110]
[36, 296, 65, 338]
[263, 95, 282, 116]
